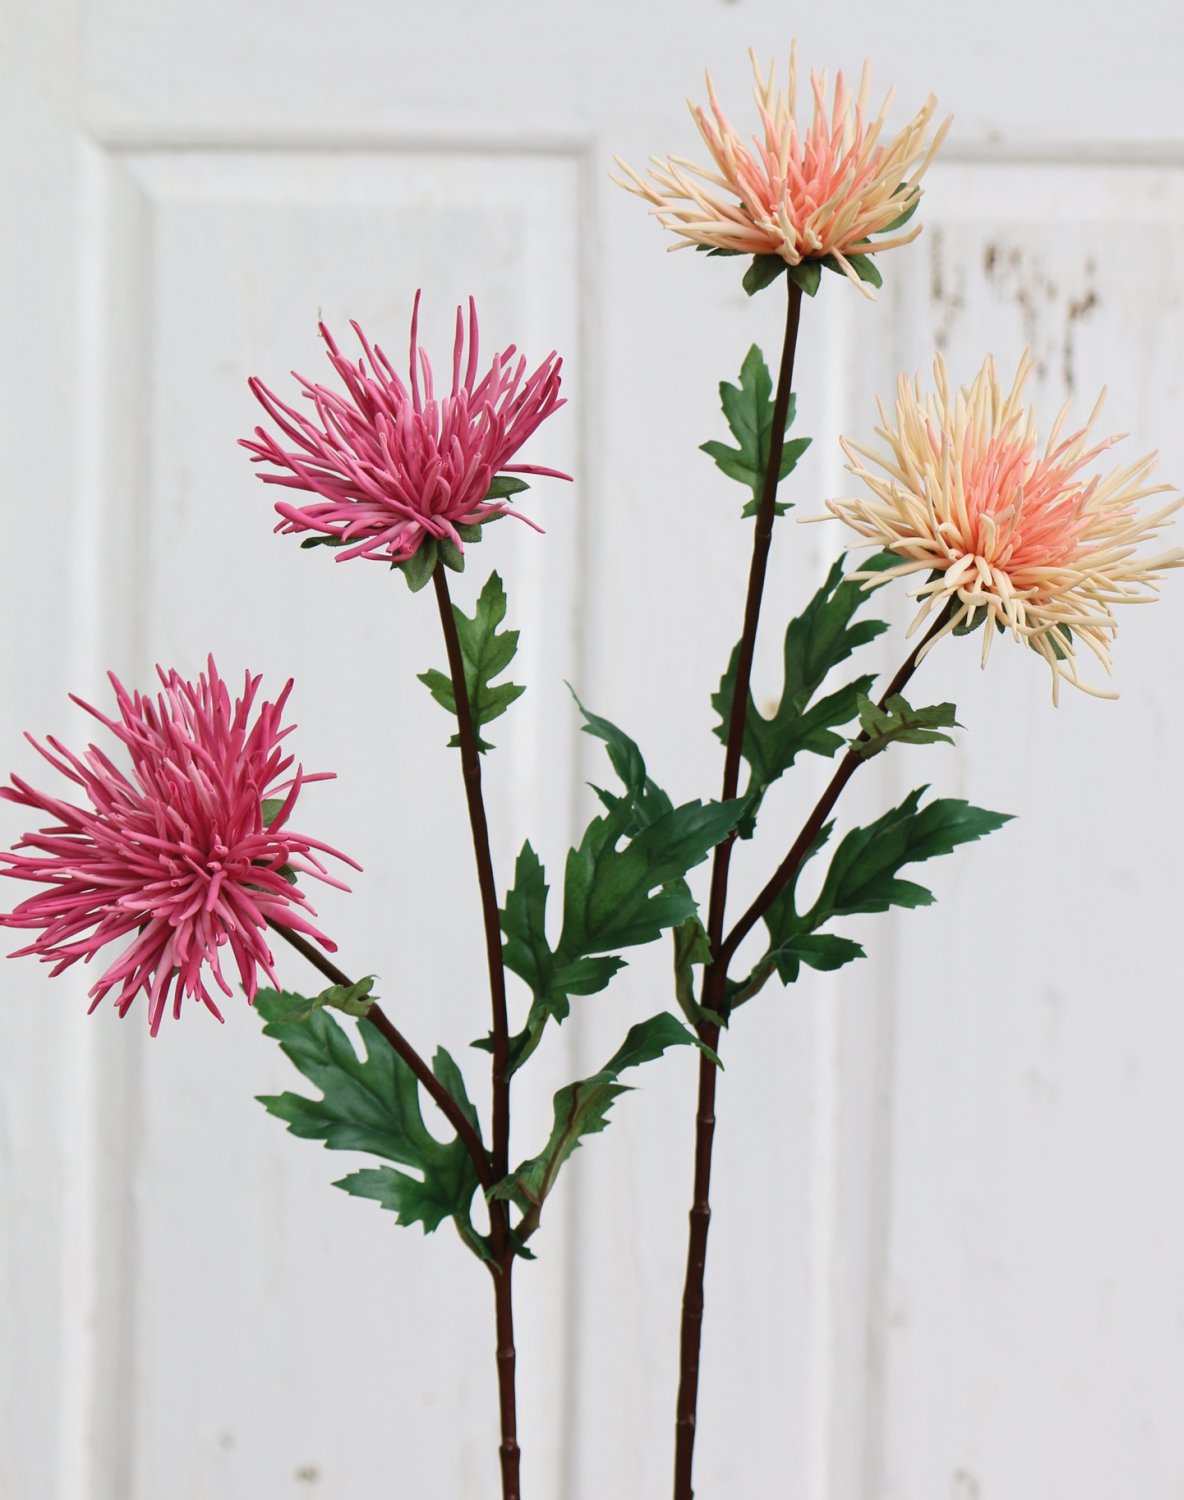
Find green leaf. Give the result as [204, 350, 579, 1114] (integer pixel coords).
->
[398, 538, 438, 591]
[491, 1012, 708, 1223]
[557, 794, 740, 956]
[807, 789, 1011, 925]
[496, 705, 738, 1067]
[753, 791, 1011, 989]
[852, 694, 960, 759]
[255, 995, 485, 1247]
[786, 260, 822, 297]
[743, 253, 788, 296]
[484, 475, 530, 500]
[712, 554, 889, 832]
[257, 978, 376, 1024]
[699, 345, 811, 516]
[417, 571, 525, 753]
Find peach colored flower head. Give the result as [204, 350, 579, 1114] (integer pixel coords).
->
[0, 659, 358, 1035]
[242, 293, 569, 565]
[826, 353, 1183, 701]
[613, 45, 949, 297]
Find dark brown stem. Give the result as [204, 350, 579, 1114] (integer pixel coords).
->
[673, 277, 803, 1500]
[268, 921, 492, 1194]
[431, 564, 520, 1500]
[717, 602, 954, 974]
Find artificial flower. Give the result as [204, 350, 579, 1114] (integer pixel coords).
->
[826, 352, 1182, 699]
[1, 659, 356, 1033]
[242, 293, 569, 564]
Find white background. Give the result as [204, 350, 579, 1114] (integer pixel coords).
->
[3, 3, 1184, 1497]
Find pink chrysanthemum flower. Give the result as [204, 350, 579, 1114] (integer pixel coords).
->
[826, 353, 1184, 701]
[241, 293, 569, 564]
[613, 44, 950, 296]
[0, 659, 358, 1035]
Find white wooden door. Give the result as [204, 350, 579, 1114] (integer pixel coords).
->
[4, 4, 1183, 1498]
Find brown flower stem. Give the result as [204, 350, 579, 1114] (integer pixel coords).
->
[268, 921, 492, 1194]
[431, 564, 521, 1500]
[717, 602, 954, 974]
[673, 276, 803, 1500]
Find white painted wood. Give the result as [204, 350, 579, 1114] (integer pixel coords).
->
[4, 3, 1184, 1498]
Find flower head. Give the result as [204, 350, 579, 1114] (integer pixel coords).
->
[826, 353, 1183, 700]
[613, 44, 949, 295]
[242, 293, 569, 565]
[1, 659, 358, 1034]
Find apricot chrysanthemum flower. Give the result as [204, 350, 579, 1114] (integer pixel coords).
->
[613, 45, 949, 296]
[0, 659, 358, 1035]
[826, 353, 1183, 700]
[242, 293, 569, 565]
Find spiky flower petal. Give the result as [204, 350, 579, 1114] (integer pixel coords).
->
[242, 293, 569, 564]
[614, 44, 949, 296]
[826, 353, 1183, 700]
[1, 659, 357, 1034]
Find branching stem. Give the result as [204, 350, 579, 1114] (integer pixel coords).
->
[673, 277, 803, 1500]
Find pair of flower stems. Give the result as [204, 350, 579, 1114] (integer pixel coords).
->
[273, 276, 943, 1500]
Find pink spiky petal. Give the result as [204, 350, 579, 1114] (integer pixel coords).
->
[1, 658, 359, 1035]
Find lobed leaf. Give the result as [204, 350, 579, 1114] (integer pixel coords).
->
[699, 345, 811, 516]
[255, 993, 486, 1249]
[418, 571, 525, 753]
[712, 553, 890, 832]
[852, 694, 960, 759]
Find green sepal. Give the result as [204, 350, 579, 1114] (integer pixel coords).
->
[438, 536, 466, 573]
[743, 254, 789, 296]
[260, 797, 286, 827]
[490, 1012, 714, 1228]
[785, 260, 822, 297]
[879, 184, 921, 232]
[712, 553, 889, 834]
[696, 244, 746, 257]
[852, 694, 960, 759]
[455, 521, 485, 543]
[255, 994, 485, 1250]
[417, 571, 525, 753]
[257, 978, 377, 1024]
[700, 345, 811, 516]
[484, 475, 530, 501]
[397, 538, 439, 591]
[299, 534, 352, 550]
[818, 251, 884, 289]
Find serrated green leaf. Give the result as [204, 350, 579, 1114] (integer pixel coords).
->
[712, 554, 889, 832]
[491, 1012, 707, 1224]
[699, 346, 811, 516]
[743, 253, 788, 295]
[398, 538, 438, 591]
[255, 996, 484, 1247]
[497, 705, 737, 1067]
[786, 260, 822, 297]
[752, 791, 1011, 989]
[558, 795, 740, 956]
[418, 571, 524, 753]
[806, 789, 1012, 925]
[852, 694, 960, 759]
